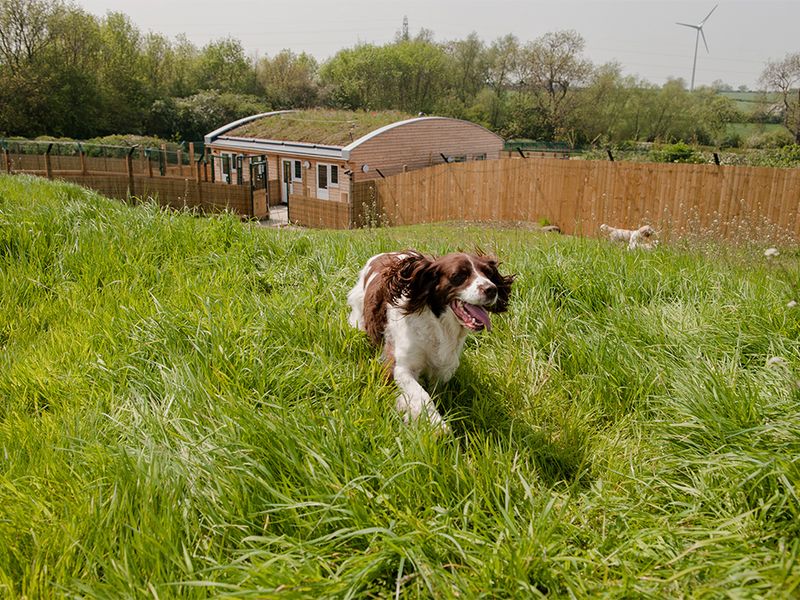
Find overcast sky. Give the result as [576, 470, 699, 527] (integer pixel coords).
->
[75, 0, 798, 90]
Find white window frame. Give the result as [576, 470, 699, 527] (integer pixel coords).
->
[316, 162, 340, 200]
[219, 152, 233, 183]
[293, 159, 303, 182]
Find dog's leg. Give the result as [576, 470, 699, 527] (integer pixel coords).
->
[393, 365, 448, 432]
[346, 283, 365, 329]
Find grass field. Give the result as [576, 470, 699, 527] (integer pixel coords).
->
[718, 91, 780, 115]
[1, 174, 799, 598]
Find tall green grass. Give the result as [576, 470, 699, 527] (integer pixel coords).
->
[1, 174, 799, 597]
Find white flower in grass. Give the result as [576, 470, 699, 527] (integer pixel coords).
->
[764, 247, 780, 258]
[788, 300, 798, 309]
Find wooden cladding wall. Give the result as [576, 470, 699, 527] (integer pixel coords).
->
[348, 119, 504, 182]
[359, 158, 800, 242]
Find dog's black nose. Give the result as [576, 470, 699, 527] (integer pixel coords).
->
[482, 284, 498, 301]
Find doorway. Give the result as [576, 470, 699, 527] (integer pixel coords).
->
[281, 160, 292, 204]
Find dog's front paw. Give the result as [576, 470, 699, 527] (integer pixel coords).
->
[426, 409, 451, 435]
[396, 392, 449, 434]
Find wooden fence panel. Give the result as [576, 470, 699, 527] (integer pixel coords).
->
[360, 158, 800, 242]
[4, 152, 257, 217]
[289, 195, 350, 229]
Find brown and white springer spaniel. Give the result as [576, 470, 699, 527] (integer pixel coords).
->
[347, 250, 514, 430]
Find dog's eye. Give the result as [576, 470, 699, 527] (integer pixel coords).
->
[451, 269, 469, 285]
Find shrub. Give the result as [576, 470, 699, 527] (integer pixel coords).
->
[744, 128, 795, 149]
[651, 141, 704, 164]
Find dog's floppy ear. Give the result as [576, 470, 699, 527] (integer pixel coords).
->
[385, 250, 439, 314]
[485, 256, 515, 313]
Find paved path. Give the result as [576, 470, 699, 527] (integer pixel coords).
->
[256, 204, 291, 228]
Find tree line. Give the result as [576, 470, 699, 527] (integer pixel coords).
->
[1, 0, 798, 146]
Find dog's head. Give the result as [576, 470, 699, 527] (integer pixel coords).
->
[637, 225, 656, 238]
[386, 250, 514, 332]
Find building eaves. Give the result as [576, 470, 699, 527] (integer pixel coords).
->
[211, 136, 345, 160]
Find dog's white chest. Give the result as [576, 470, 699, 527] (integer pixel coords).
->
[389, 307, 467, 382]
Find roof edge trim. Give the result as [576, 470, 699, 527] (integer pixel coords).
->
[204, 110, 296, 144]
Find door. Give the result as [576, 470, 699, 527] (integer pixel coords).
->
[250, 158, 268, 218]
[317, 164, 329, 200]
[281, 160, 292, 203]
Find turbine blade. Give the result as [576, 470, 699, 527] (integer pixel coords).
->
[701, 4, 718, 24]
[700, 28, 709, 53]
[676, 22, 699, 29]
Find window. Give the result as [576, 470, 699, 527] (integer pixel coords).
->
[294, 160, 302, 181]
[474, 153, 486, 161]
[452, 155, 467, 163]
[221, 153, 231, 183]
[316, 163, 341, 200]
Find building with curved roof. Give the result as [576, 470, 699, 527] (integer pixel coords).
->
[204, 109, 504, 226]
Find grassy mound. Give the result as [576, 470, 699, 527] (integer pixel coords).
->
[1, 174, 799, 597]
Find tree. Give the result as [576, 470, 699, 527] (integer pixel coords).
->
[319, 44, 382, 109]
[256, 50, 318, 108]
[96, 12, 150, 134]
[484, 34, 519, 130]
[383, 37, 448, 112]
[760, 52, 800, 143]
[0, 0, 55, 74]
[574, 63, 637, 144]
[194, 37, 256, 95]
[320, 37, 449, 113]
[445, 32, 488, 103]
[0, 0, 63, 135]
[148, 90, 268, 141]
[516, 30, 593, 141]
[44, 6, 103, 137]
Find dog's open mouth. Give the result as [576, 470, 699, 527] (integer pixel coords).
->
[450, 300, 491, 332]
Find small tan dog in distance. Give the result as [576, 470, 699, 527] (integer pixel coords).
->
[599, 224, 658, 250]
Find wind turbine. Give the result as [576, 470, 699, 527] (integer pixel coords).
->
[676, 4, 718, 91]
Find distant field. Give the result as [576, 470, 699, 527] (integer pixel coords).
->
[719, 90, 780, 115]
[1, 175, 799, 597]
[725, 122, 791, 137]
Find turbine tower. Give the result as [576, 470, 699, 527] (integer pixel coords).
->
[676, 4, 718, 91]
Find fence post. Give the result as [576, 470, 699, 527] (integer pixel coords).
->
[45, 143, 53, 179]
[159, 144, 167, 176]
[196, 152, 203, 183]
[2, 141, 10, 174]
[177, 148, 183, 176]
[188, 142, 195, 170]
[126, 146, 137, 198]
[196, 159, 204, 207]
[78, 143, 87, 175]
[146, 149, 154, 178]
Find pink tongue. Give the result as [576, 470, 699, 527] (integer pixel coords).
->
[464, 303, 491, 331]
